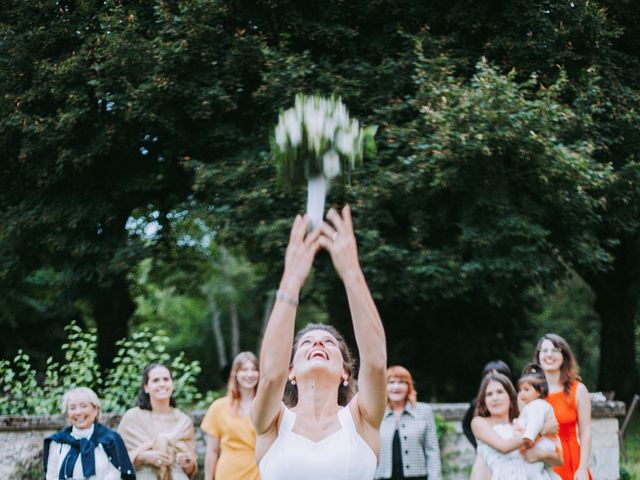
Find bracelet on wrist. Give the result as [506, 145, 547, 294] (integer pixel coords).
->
[276, 290, 299, 306]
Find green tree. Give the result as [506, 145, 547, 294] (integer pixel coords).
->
[2, 0, 639, 401]
[206, 0, 640, 400]
[0, 0, 264, 368]
[515, 273, 601, 389]
[430, 0, 640, 402]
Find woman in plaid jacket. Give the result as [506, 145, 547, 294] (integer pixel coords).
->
[375, 366, 442, 480]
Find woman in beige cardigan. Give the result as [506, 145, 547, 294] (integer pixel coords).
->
[118, 363, 197, 480]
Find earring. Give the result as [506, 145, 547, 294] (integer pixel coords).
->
[290, 378, 296, 385]
[343, 379, 349, 387]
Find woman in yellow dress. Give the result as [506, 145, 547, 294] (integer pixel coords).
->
[201, 351, 260, 480]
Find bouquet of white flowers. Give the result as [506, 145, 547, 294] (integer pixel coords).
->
[272, 94, 376, 229]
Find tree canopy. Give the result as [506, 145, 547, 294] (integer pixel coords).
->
[1, 0, 639, 400]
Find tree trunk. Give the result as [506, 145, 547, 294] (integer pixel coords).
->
[229, 301, 240, 358]
[208, 295, 228, 369]
[220, 247, 241, 358]
[256, 291, 275, 354]
[93, 276, 135, 371]
[582, 239, 640, 404]
[591, 286, 639, 403]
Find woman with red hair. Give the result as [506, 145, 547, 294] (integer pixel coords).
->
[201, 351, 260, 480]
[375, 366, 442, 480]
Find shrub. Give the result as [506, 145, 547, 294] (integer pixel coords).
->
[0, 322, 202, 415]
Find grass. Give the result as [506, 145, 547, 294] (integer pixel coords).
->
[621, 415, 640, 479]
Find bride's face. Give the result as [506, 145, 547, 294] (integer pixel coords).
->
[484, 380, 511, 417]
[290, 329, 346, 382]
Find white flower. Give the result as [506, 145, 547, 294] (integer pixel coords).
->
[323, 116, 337, 140]
[334, 101, 349, 128]
[305, 107, 324, 152]
[272, 94, 371, 188]
[336, 130, 354, 157]
[275, 123, 286, 150]
[323, 150, 340, 179]
[284, 109, 301, 147]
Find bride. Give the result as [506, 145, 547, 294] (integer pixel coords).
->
[252, 206, 388, 480]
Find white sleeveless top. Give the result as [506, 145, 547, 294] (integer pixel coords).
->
[259, 404, 377, 480]
[476, 423, 527, 480]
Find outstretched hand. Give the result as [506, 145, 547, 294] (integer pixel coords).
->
[318, 205, 362, 281]
[281, 215, 322, 292]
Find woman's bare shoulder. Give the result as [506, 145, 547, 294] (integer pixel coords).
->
[471, 415, 490, 430]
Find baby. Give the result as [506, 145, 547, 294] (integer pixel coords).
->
[516, 365, 562, 480]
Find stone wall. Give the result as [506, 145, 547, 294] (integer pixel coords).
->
[1, 401, 625, 479]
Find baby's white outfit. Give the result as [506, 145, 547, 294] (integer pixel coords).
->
[517, 399, 561, 480]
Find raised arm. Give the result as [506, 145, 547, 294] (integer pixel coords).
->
[252, 215, 321, 434]
[471, 417, 524, 453]
[319, 206, 387, 428]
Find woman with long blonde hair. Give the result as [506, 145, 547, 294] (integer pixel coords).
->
[201, 351, 260, 480]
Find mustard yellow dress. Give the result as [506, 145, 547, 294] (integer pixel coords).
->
[200, 396, 260, 480]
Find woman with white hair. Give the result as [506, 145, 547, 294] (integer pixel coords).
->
[44, 386, 136, 480]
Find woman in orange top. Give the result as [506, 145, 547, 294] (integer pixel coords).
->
[532, 334, 592, 480]
[201, 351, 260, 480]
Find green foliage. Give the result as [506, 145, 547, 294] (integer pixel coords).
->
[0, 323, 104, 415]
[1, 0, 640, 401]
[0, 351, 43, 415]
[129, 237, 268, 392]
[214, 38, 614, 397]
[433, 413, 459, 478]
[0, 323, 201, 415]
[101, 329, 202, 412]
[619, 466, 632, 480]
[0, 0, 265, 366]
[372, 53, 610, 302]
[515, 273, 600, 388]
[621, 416, 640, 480]
[434, 413, 455, 444]
[193, 389, 225, 411]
